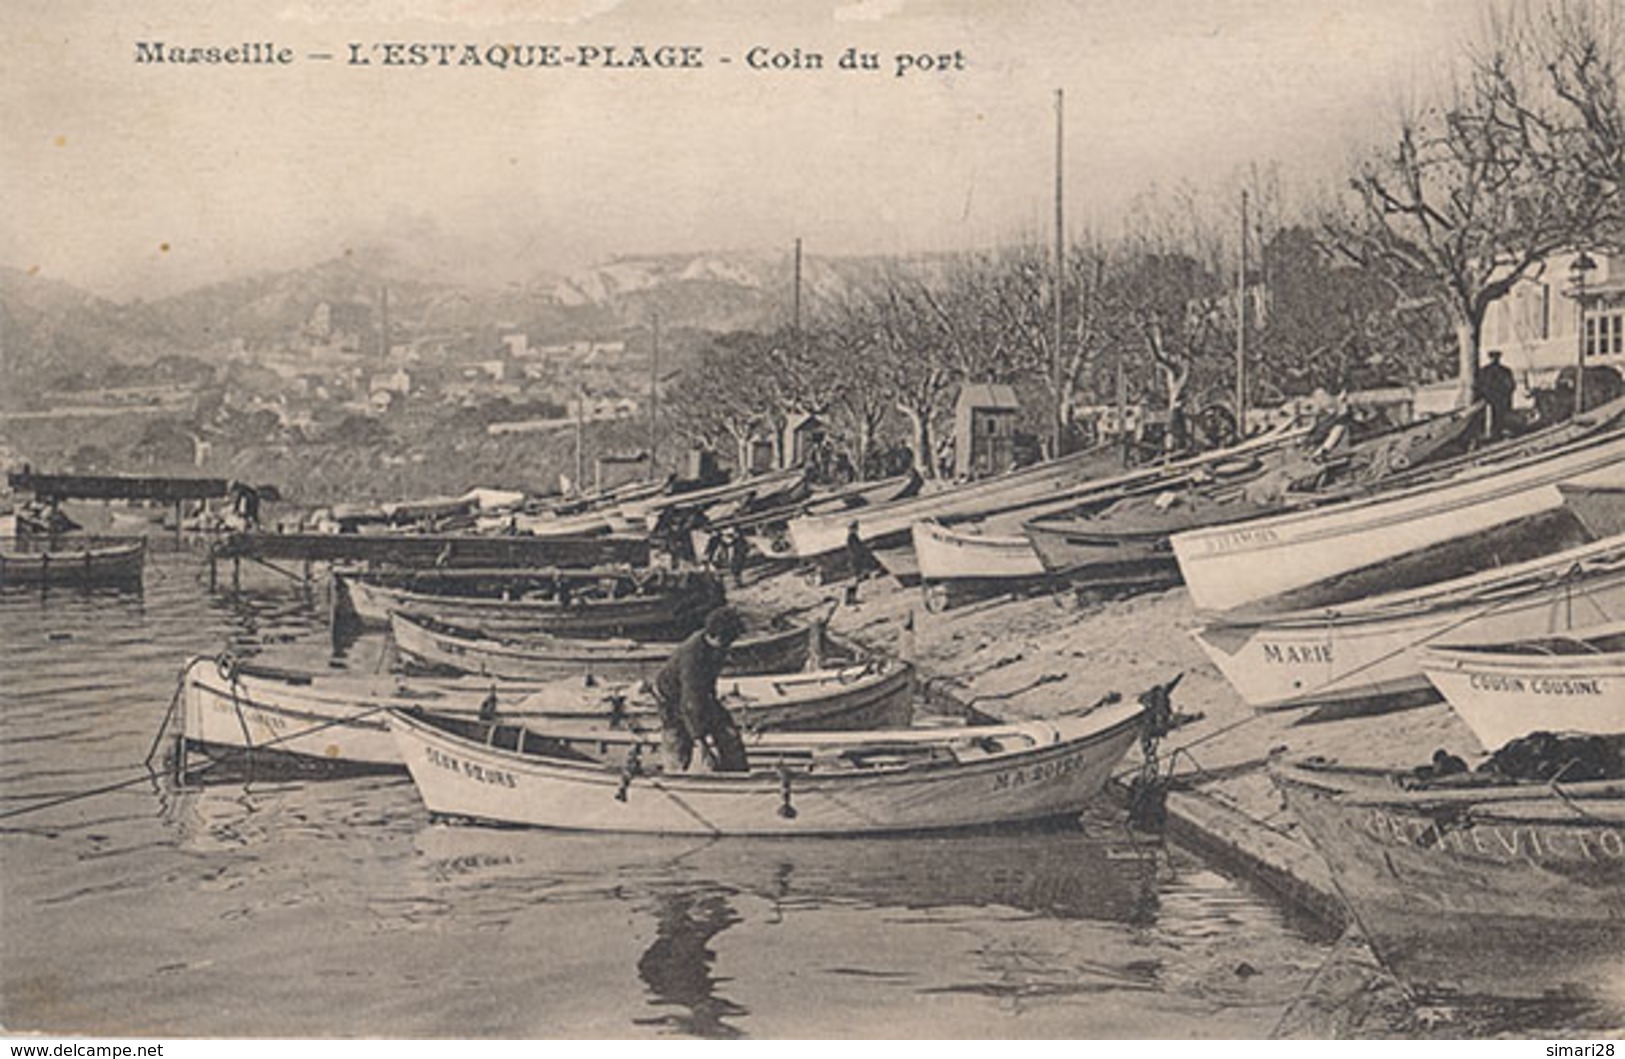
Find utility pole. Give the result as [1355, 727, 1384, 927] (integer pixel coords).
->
[573, 386, 585, 497]
[1236, 190, 1248, 441]
[793, 237, 803, 331]
[648, 314, 660, 480]
[1053, 88, 1066, 458]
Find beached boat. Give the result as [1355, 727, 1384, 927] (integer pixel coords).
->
[1416, 619, 1625, 749]
[179, 654, 915, 768]
[784, 445, 1133, 562]
[1026, 404, 1486, 590]
[1172, 428, 1625, 614]
[1272, 757, 1625, 1017]
[619, 468, 807, 531]
[390, 610, 826, 682]
[337, 569, 724, 638]
[1192, 532, 1625, 711]
[0, 537, 145, 587]
[687, 473, 922, 565]
[911, 520, 1047, 585]
[386, 688, 1156, 836]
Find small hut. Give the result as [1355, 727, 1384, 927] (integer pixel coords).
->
[954, 383, 1021, 479]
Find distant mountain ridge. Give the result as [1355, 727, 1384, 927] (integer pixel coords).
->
[0, 247, 902, 386]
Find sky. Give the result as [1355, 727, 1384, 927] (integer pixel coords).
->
[2, 0, 1494, 301]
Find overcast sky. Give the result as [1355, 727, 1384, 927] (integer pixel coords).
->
[3, 0, 1492, 300]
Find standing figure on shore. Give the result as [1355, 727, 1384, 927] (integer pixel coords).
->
[652, 606, 749, 773]
[1475, 349, 1516, 440]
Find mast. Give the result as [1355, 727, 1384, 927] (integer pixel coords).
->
[648, 313, 660, 480]
[793, 237, 803, 331]
[1052, 88, 1065, 458]
[1236, 190, 1248, 440]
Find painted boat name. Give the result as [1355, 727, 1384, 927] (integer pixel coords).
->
[1467, 673, 1606, 696]
[1200, 526, 1280, 555]
[1261, 642, 1332, 665]
[992, 750, 1087, 791]
[425, 745, 518, 788]
[1363, 809, 1625, 861]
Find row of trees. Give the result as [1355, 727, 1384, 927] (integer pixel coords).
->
[666, 2, 1624, 480]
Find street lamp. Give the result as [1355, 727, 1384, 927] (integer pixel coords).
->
[1571, 251, 1598, 418]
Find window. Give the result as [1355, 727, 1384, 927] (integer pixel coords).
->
[1584, 309, 1625, 357]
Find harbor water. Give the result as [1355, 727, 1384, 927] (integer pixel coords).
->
[3, 550, 1352, 1038]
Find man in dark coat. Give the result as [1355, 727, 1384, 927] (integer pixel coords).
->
[1475, 349, 1516, 439]
[652, 606, 748, 773]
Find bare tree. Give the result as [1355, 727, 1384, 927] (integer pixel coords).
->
[1331, 11, 1616, 396]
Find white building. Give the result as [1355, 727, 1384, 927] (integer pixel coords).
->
[1483, 249, 1625, 385]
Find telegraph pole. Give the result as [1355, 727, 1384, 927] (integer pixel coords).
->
[648, 313, 660, 480]
[1236, 190, 1248, 440]
[1053, 88, 1066, 458]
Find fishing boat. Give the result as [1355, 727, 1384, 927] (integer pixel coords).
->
[1272, 757, 1625, 1017]
[0, 537, 145, 587]
[179, 654, 915, 769]
[1415, 618, 1625, 750]
[784, 445, 1133, 562]
[336, 569, 724, 638]
[686, 473, 922, 566]
[619, 468, 807, 531]
[389, 610, 827, 682]
[909, 522, 1048, 607]
[385, 684, 1163, 836]
[1172, 421, 1625, 615]
[1025, 403, 1486, 591]
[1192, 532, 1625, 711]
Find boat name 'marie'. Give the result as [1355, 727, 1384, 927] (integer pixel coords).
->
[992, 749, 1089, 792]
[1363, 809, 1625, 862]
[1261, 642, 1333, 665]
[1200, 525, 1281, 555]
[1467, 673, 1607, 696]
[425, 745, 518, 788]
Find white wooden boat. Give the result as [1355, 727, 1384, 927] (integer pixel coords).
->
[1559, 482, 1625, 539]
[1416, 618, 1625, 749]
[1172, 429, 1625, 614]
[387, 692, 1153, 836]
[785, 445, 1133, 561]
[1192, 533, 1625, 711]
[179, 654, 914, 768]
[390, 611, 824, 682]
[0, 537, 145, 587]
[618, 468, 806, 530]
[1273, 758, 1625, 1016]
[911, 520, 1046, 583]
[338, 570, 723, 638]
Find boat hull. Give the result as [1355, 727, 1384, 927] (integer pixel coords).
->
[179, 655, 914, 767]
[1172, 433, 1625, 614]
[1273, 762, 1625, 1016]
[390, 611, 822, 682]
[0, 538, 145, 587]
[388, 701, 1146, 836]
[1417, 621, 1625, 749]
[1194, 535, 1625, 711]
[340, 573, 721, 637]
[911, 521, 1045, 582]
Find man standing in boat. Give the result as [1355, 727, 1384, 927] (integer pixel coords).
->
[652, 606, 749, 773]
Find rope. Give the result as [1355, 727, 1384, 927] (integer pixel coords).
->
[1266, 559, 1606, 707]
[0, 673, 394, 823]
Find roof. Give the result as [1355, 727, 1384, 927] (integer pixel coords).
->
[956, 382, 1020, 411]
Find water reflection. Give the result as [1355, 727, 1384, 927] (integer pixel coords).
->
[634, 887, 747, 1038]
